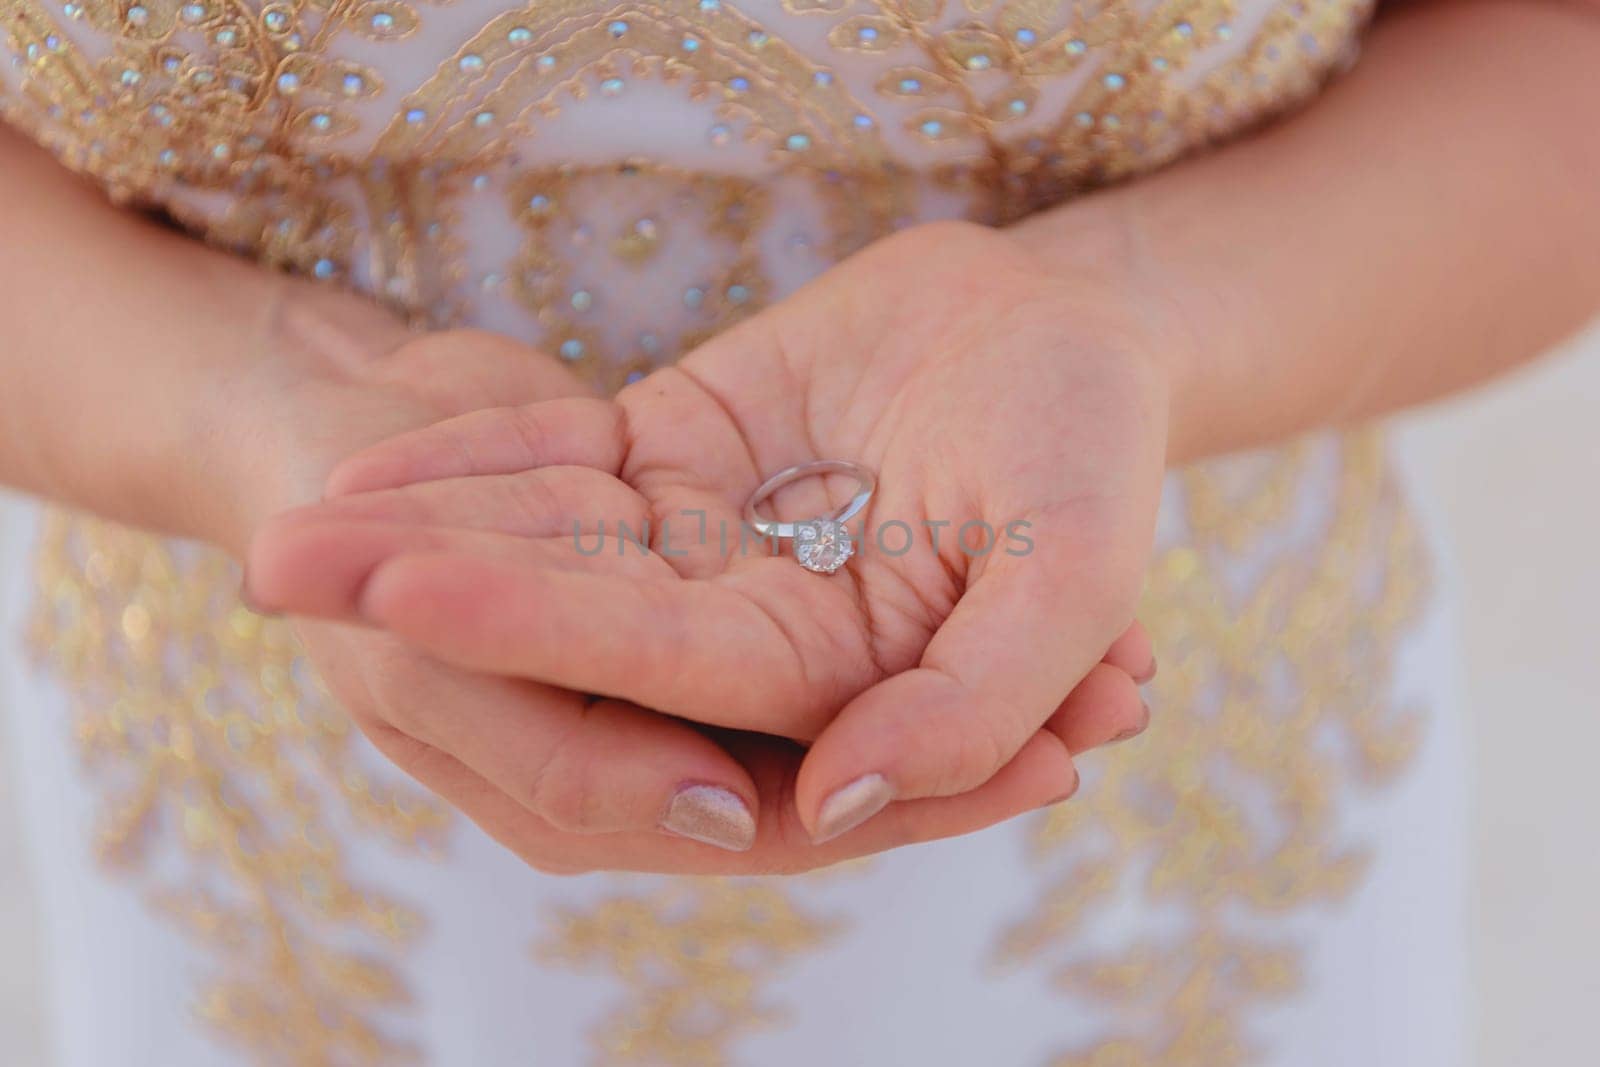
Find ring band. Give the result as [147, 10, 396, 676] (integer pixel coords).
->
[743, 460, 877, 539]
[743, 460, 877, 573]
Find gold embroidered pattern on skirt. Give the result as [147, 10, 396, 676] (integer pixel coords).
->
[539, 879, 841, 1065]
[28, 513, 450, 1063]
[998, 433, 1429, 1066]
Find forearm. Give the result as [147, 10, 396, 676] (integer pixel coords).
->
[0, 125, 406, 540]
[1015, 0, 1600, 464]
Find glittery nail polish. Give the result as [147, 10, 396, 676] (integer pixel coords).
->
[660, 784, 756, 852]
[813, 773, 894, 844]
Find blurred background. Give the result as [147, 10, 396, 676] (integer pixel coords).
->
[2, 322, 1597, 1064]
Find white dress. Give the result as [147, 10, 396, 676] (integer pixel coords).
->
[0, 0, 1471, 1063]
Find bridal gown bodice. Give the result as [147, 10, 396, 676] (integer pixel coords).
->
[0, 1, 1470, 1065]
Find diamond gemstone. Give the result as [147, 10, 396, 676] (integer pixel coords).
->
[794, 520, 853, 574]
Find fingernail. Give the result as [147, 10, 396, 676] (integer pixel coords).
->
[1041, 764, 1081, 807]
[237, 570, 281, 618]
[1110, 701, 1152, 745]
[813, 773, 895, 844]
[661, 785, 756, 852]
[1134, 658, 1158, 685]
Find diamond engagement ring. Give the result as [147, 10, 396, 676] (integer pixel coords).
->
[743, 460, 877, 574]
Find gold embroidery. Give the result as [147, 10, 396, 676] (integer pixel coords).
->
[999, 432, 1429, 1066]
[0, 0, 1375, 350]
[505, 161, 779, 389]
[28, 512, 450, 1063]
[539, 879, 840, 1066]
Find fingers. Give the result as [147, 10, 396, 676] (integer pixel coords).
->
[248, 515, 669, 619]
[368, 706, 1077, 876]
[1101, 621, 1157, 684]
[248, 462, 657, 618]
[1046, 661, 1150, 753]
[352, 552, 855, 737]
[325, 397, 629, 497]
[305, 467, 650, 538]
[794, 536, 1140, 841]
[320, 629, 760, 851]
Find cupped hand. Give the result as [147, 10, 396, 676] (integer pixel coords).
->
[249, 220, 1171, 853]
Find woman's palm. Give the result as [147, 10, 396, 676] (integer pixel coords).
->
[287, 222, 1169, 837]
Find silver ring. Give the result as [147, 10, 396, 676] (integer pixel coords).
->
[743, 460, 876, 574]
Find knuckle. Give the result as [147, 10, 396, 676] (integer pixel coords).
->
[522, 726, 601, 833]
[945, 700, 1013, 793]
[509, 403, 554, 466]
[364, 653, 438, 738]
